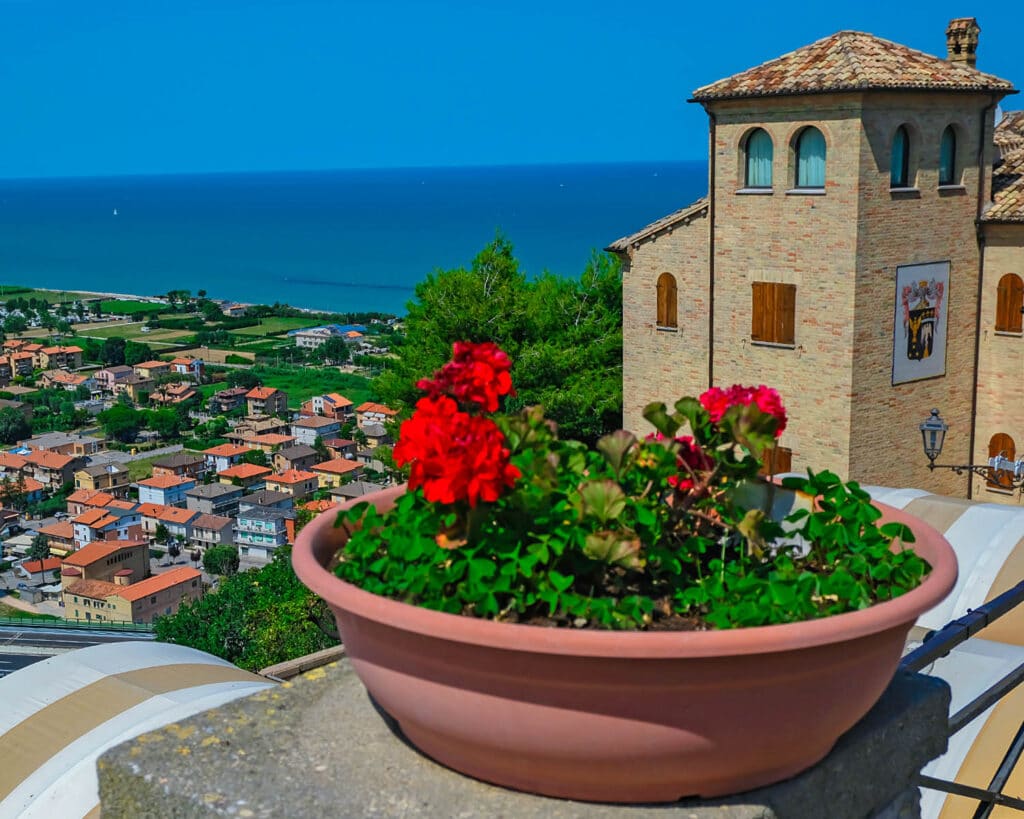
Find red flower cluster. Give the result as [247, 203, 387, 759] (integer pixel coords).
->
[699, 385, 788, 438]
[667, 435, 714, 492]
[397, 343, 521, 507]
[416, 341, 515, 413]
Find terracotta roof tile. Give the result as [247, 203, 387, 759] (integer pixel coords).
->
[37, 521, 74, 539]
[986, 147, 1024, 222]
[312, 458, 362, 475]
[354, 402, 397, 416]
[203, 443, 250, 457]
[116, 566, 201, 602]
[246, 386, 280, 400]
[995, 111, 1024, 155]
[64, 578, 121, 600]
[137, 474, 193, 489]
[26, 450, 74, 470]
[691, 30, 1015, 102]
[63, 539, 147, 568]
[268, 469, 318, 484]
[293, 416, 339, 429]
[0, 453, 28, 470]
[22, 557, 61, 573]
[219, 463, 272, 480]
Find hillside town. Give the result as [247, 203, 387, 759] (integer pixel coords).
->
[0, 293, 400, 624]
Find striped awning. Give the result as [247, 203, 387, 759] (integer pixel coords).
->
[0, 641, 274, 818]
[861, 485, 1024, 818]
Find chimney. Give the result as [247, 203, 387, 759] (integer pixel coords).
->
[946, 18, 980, 67]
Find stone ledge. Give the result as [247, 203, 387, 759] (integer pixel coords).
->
[97, 660, 950, 819]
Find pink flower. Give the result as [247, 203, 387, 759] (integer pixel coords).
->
[699, 384, 787, 438]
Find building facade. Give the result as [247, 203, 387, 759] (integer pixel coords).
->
[611, 19, 1024, 502]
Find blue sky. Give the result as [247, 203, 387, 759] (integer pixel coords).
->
[1, 0, 1018, 178]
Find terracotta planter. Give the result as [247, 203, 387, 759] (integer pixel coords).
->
[293, 486, 957, 803]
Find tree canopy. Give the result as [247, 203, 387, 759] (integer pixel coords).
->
[154, 546, 338, 671]
[203, 544, 240, 576]
[374, 236, 623, 443]
[97, 405, 144, 443]
[0, 407, 30, 445]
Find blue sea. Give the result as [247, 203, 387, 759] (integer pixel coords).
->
[0, 162, 707, 316]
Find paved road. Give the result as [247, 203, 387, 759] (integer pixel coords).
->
[0, 654, 45, 678]
[0, 626, 153, 651]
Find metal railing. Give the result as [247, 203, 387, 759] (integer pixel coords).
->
[901, 578, 1024, 816]
[0, 616, 154, 632]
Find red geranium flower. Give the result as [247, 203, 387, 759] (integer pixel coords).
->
[667, 435, 713, 492]
[393, 395, 520, 507]
[416, 341, 516, 412]
[699, 384, 787, 438]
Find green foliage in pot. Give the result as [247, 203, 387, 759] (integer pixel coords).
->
[335, 343, 929, 630]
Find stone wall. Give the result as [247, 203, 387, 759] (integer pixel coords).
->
[619, 205, 709, 433]
[974, 222, 1024, 502]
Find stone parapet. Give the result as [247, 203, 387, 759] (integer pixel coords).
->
[97, 660, 950, 818]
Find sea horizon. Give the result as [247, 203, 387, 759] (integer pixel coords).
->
[0, 161, 709, 315]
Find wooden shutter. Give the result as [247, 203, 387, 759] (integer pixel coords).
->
[777, 284, 796, 344]
[988, 432, 1016, 489]
[657, 273, 677, 328]
[996, 274, 1023, 333]
[759, 445, 793, 476]
[751, 282, 768, 341]
[752, 282, 795, 344]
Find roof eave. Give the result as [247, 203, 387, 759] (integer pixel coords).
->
[689, 85, 1018, 104]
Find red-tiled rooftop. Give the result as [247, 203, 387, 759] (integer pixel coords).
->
[246, 386, 280, 400]
[218, 463, 272, 480]
[293, 416, 339, 429]
[22, 558, 61, 574]
[268, 469, 318, 484]
[354, 402, 397, 415]
[203, 443, 250, 458]
[690, 30, 1016, 102]
[116, 566, 201, 602]
[137, 474, 193, 489]
[63, 539, 147, 568]
[311, 458, 362, 475]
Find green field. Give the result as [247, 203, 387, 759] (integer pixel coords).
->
[101, 299, 165, 315]
[230, 317, 321, 336]
[243, 366, 373, 408]
[127, 450, 203, 482]
[0, 286, 95, 304]
[80, 324, 193, 343]
[0, 602, 59, 620]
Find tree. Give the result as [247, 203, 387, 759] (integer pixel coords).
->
[154, 523, 171, 547]
[241, 448, 268, 467]
[226, 369, 261, 390]
[98, 404, 144, 443]
[168, 541, 182, 562]
[124, 340, 154, 366]
[28, 533, 50, 562]
[203, 544, 240, 577]
[2, 314, 27, 335]
[373, 238, 622, 444]
[0, 406, 30, 444]
[147, 408, 183, 440]
[101, 337, 127, 366]
[314, 336, 350, 365]
[0, 474, 27, 510]
[154, 547, 338, 671]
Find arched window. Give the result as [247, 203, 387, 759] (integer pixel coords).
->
[939, 127, 957, 186]
[989, 432, 1016, 490]
[745, 128, 773, 188]
[890, 126, 910, 188]
[656, 273, 677, 328]
[996, 273, 1024, 333]
[795, 127, 826, 188]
